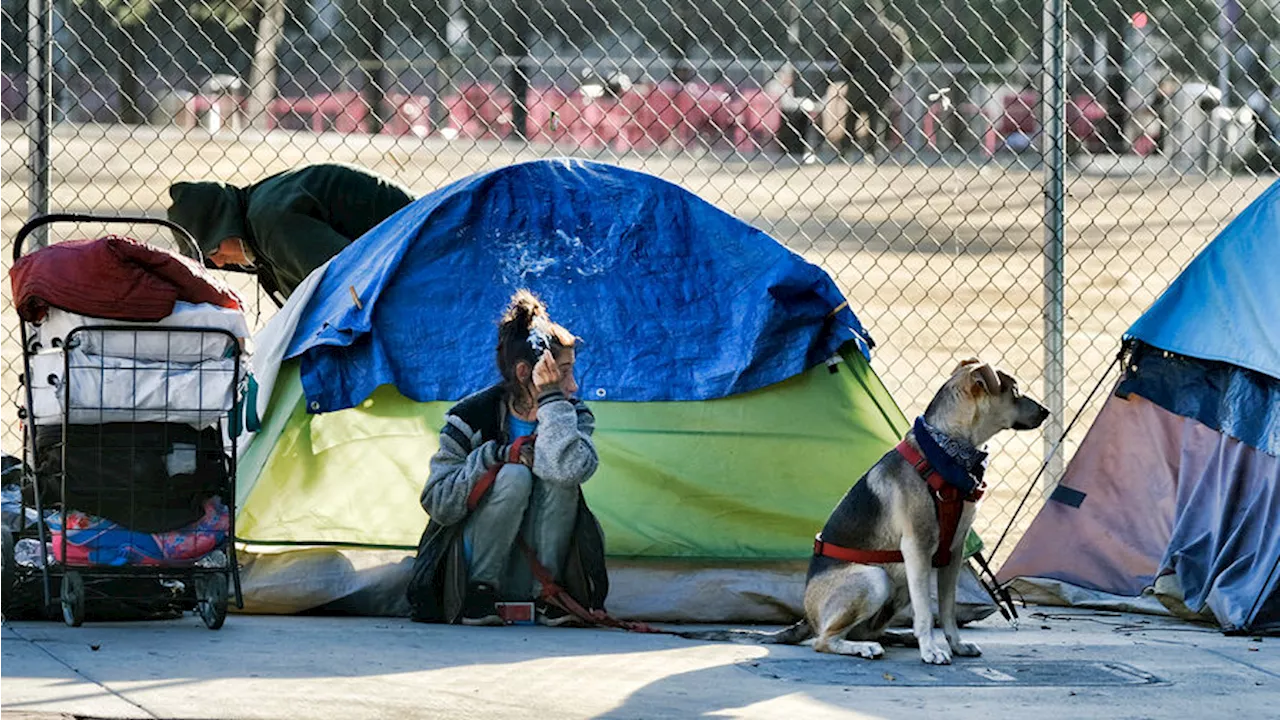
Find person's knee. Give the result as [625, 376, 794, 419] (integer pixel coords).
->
[536, 479, 580, 514]
[489, 464, 534, 508]
[529, 480, 579, 543]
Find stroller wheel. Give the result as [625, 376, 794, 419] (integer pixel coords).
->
[61, 571, 85, 627]
[0, 530, 13, 614]
[196, 572, 228, 630]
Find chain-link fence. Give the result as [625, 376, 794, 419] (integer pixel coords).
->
[3, 0, 1277, 564]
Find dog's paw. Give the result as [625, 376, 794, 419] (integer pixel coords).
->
[814, 639, 884, 659]
[854, 641, 884, 659]
[919, 643, 952, 665]
[950, 640, 982, 657]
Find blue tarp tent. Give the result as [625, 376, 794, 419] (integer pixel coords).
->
[1000, 178, 1280, 633]
[284, 158, 871, 413]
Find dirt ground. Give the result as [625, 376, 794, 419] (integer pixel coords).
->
[1, 122, 1271, 559]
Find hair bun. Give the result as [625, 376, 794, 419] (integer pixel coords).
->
[502, 289, 547, 332]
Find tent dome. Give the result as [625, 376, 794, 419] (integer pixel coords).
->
[285, 158, 872, 413]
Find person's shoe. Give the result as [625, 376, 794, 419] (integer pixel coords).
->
[536, 600, 583, 627]
[461, 583, 503, 626]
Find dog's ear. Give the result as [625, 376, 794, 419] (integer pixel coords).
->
[968, 363, 1001, 396]
[996, 369, 1016, 392]
[953, 357, 982, 375]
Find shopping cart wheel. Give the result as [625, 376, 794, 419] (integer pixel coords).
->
[196, 572, 228, 630]
[61, 571, 85, 627]
[0, 530, 13, 607]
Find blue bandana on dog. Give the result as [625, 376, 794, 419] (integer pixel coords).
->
[914, 416, 988, 496]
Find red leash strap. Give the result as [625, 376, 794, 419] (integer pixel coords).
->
[467, 466, 498, 512]
[472, 433, 670, 636]
[507, 434, 535, 464]
[930, 486, 963, 568]
[813, 536, 904, 564]
[517, 539, 667, 634]
[466, 435, 537, 512]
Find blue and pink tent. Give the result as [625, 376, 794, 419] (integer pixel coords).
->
[999, 179, 1280, 633]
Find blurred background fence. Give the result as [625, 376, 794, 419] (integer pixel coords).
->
[2, 0, 1277, 563]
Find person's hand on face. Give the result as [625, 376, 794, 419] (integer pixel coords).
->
[532, 350, 561, 395]
[532, 349, 578, 399]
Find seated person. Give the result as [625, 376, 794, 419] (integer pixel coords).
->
[409, 290, 606, 626]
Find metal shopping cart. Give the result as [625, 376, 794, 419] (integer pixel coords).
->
[7, 214, 245, 629]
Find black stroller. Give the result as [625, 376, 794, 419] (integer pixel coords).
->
[5, 214, 244, 629]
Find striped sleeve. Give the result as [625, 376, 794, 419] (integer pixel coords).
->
[420, 413, 503, 525]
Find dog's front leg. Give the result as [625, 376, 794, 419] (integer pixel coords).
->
[938, 551, 981, 657]
[901, 537, 951, 664]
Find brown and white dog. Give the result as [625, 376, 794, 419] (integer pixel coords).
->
[683, 359, 1048, 664]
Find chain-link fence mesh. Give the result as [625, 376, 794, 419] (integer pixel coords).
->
[2, 0, 1277, 564]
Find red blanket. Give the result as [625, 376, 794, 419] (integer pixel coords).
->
[10, 235, 242, 322]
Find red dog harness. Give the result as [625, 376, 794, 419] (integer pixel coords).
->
[813, 439, 986, 569]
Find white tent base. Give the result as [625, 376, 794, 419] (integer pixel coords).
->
[235, 546, 997, 625]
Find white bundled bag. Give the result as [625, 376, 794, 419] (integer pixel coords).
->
[34, 302, 248, 363]
[28, 348, 238, 429]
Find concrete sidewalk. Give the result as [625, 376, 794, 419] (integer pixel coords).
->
[3, 608, 1276, 719]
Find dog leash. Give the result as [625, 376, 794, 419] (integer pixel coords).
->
[470, 435, 673, 635]
[466, 435, 536, 511]
[978, 346, 1127, 626]
[517, 538, 672, 635]
[988, 347, 1126, 560]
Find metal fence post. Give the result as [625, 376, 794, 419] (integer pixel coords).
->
[25, 0, 52, 247]
[1215, 0, 1234, 102]
[1041, 0, 1067, 485]
[502, 0, 531, 141]
[429, 0, 467, 131]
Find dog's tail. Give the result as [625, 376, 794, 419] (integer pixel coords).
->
[677, 620, 812, 645]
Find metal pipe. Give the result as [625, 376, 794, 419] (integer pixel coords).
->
[1216, 0, 1236, 102]
[501, 4, 530, 141]
[26, 0, 52, 247]
[1040, 0, 1067, 485]
[429, 0, 467, 131]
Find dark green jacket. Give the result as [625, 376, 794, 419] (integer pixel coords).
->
[167, 163, 414, 299]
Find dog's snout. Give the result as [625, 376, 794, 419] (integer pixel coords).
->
[1012, 397, 1050, 431]
[1034, 403, 1050, 424]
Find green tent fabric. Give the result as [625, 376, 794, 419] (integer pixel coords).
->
[236, 345, 910, 558]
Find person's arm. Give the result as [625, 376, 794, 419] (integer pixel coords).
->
[252, 208, 354, 293]
[531, 394, 598, 487]
[421, 414, 505, 526]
